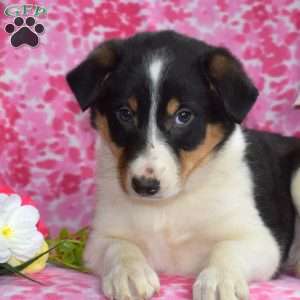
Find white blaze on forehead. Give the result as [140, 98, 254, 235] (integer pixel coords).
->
[127, 55, 181, 199]
[128, 141, 181, 199]
[148, 57, 164, 145]
[149, 59, 163, 88]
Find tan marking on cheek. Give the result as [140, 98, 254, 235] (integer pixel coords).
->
[166, 98, 180, 115]
[95, 113, 128, 192]
[128, 97, 138, 112]
[180, 124, 224, 180]
[95, 113, 122, 157]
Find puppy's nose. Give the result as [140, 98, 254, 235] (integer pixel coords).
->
[132, 177, 160, 196]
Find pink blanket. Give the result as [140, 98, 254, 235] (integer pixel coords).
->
[1, 266, 300, 300]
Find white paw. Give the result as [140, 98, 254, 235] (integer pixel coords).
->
[102, 261, 160, 300]
[193, 267, 249, 300]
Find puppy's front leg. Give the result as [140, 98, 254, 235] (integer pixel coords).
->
[98, 239, 160, 300]
[193, 237, 280, 300]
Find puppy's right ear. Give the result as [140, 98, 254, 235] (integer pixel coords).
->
[66, 40, 122, 111]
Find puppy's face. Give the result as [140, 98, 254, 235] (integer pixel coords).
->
[67, 31, 258, 201]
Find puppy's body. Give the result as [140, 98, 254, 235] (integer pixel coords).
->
[87, 125, 281, 276]
[67, 31, 300, 300]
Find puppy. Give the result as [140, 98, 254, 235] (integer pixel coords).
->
[67, 30, 300, 300]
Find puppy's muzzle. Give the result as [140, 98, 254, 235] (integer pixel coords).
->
[132, 176, 160, 196]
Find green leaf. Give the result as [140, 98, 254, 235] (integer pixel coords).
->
[0, 263, 43, 285]
[0, 265, 12, 275]
[59, 228, 70, 240]
[46, 227, 91, 273]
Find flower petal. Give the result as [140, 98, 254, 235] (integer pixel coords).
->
[8, 205, 40, 229]
[9, 231, 44, 261]
[0, 194, 22, 226]
[8, 241, 49, 274]
[0, 235, 11, 263]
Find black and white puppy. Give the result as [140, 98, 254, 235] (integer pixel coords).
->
[67, 30, 300, 300]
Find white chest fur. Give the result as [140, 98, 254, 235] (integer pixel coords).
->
[93, 126, 272, 276]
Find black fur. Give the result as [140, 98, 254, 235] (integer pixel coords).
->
[66, 40, 122, 111]
[67, 31, 257, 162]
[244, 129, 300, 262]
[67, 30, 299, 267]
[202, 47, 258, 123]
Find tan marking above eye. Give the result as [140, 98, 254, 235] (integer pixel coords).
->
[180, 124, 224, 180]
[166, 98, 180, 115]
[128, 96, 138, 112]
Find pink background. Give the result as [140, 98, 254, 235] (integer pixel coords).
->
[0, 0, 299, 236]
[1, 1, 300, 299]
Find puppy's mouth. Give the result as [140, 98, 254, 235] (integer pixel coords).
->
[124, 172, 182, 201]
[116, 123, 226, 201]
[119, 140, 182, 200]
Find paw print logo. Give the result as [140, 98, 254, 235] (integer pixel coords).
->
[5, 17, 45, 48]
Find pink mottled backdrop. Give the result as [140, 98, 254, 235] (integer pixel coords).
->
[0, 0, 299, 236]
[1, 1, 300, 300]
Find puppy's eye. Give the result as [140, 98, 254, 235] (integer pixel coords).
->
[174, 109, 194, 126]
[116, 107, 134, 123]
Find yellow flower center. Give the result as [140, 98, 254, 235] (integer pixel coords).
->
[1, 225, 14, 238]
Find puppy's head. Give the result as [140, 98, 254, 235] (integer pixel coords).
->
[67, 31, 258, 200]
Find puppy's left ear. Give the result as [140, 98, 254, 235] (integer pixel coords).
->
[203, 47, 258, 123]
[66, 39, 122, 111]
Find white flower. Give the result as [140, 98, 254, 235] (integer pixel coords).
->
[0, 193, 44, 263]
